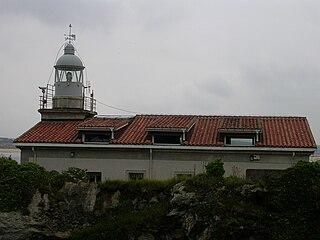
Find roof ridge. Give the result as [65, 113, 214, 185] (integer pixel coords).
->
[136, 114, 307, 119]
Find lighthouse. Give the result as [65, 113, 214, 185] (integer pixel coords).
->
[39, 25, 96, 120]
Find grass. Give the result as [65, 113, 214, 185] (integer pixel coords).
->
[99, 177, 184, 194]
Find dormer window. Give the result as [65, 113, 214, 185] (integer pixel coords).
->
[225, 135, 255, 146]
[146, 116, 196, 145]
[219, 127, 261, 147]
[84, 132, 112, 143]
[153, 132, 182, 145]
[78, 116, 132, 144]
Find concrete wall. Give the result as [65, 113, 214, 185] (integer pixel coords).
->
[53, 96, 83, 109]
[19, 146, 311, 180]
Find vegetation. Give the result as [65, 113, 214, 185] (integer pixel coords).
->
[62, 167, 89, 183]
[205, 159, 225, 178]
[0, 157, 51, 211]
[0, 157, 89, 212]
[72, 202, 170, 240]
[2, 156, 320, 239]
[266, 161, 320, 239]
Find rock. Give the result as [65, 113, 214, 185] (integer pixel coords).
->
[171, 228, 186, 239]
[182, 213, 197, 235]
[198, 224, 214, 240]
[170, 191, 196, 206]
[61, 182, 99, 212]
[83, 184, 100, 212]
[111, 190, 121, 208]
[149, 196, 159, 203]
[167, 208, 186, 217]
[136, 200, 147, 210]
[0, 212, 41, 240]
[240, 184, 255, 196]
[28, 190, 42, 217]
[43, 194, 50, 211]
[170, 183, 196, 207]
[138, 232, 155, 240]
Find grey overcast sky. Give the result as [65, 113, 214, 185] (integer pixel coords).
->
[1, 0, 320, 143]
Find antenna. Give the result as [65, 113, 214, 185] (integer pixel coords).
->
[64, 24, 76, 43]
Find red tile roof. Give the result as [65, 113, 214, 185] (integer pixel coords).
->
[78, 117, 131, 130]
[219, 116, 262, 129]
[15, 115, 317, 148]
[147, 115, 196, 130]
[15, 121, 83, 143]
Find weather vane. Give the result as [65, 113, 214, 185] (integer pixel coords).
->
[64, 24, 76, 43]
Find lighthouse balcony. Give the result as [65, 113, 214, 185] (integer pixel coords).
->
[39, 84, 96, 117]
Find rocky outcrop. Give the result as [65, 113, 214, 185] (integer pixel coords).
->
[0, 181, 269, 240]
[0, 183, 100, 240]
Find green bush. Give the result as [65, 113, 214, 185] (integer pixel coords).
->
[100, 178, 182, 192]
[62, 167, 89, 183]
[224, 175, 249, 187]
[0, 158, 93, 212]
[0, 157, 51, 212]
[205, 159, 225, 178]
[266, 161, 320, 239]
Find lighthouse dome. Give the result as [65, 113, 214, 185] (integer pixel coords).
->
[55, 43, 84, 70]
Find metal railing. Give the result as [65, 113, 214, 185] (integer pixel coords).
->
[84, 96, 97, 112]
[39, 84, 96, 112]
[39, 84, 54, 109]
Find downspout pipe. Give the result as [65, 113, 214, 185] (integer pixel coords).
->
[292, 151, 295, 165]
[149, 148, 153, 179]
[32, 147, 37, 163]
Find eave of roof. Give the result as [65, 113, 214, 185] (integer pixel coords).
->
[14, 142, 316, 153]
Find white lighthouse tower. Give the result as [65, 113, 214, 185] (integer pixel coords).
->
[39, 25, 96, 120]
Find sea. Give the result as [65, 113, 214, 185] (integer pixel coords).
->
[0, 149, 21, 163]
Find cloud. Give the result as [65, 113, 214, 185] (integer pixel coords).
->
[1, 0, 320, 143]
[0, 0, 123, 32]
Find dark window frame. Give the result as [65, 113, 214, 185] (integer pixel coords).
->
[152, 132, 182, 145]
[128, 172, 144, 180]
[87, 172, 102, 182]
[83, 131, 112, 143]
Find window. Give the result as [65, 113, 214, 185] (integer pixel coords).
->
[175, 171, 193, 178]
[153, 133, 181, 145]
[84, 132, 112, 143]
[225, 136, 254, 146]
[128, 172, 144, 180]
[87, 172, 102, 182]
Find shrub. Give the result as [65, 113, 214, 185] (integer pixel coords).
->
[205, 159, 225, 178]
[225, 175, 249, 187]
[62, 167, 89, 183]
[266, 161, 320, 239]
[0, 157, 51, 212]
[72, 202, 169, 239]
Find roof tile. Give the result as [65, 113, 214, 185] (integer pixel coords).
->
[15, 115, 317, 148]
